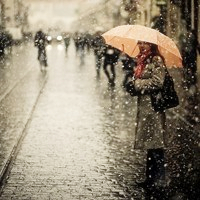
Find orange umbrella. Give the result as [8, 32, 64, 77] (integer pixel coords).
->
[102, 25, 182, 67]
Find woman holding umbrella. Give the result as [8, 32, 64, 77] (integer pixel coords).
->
[102, 25, 182, 190]
[126, 41, 167, 188]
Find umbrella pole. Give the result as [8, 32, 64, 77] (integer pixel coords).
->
[130, 42, 138, 57]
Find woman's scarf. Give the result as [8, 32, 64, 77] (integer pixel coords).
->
[134, 49, 152, 79]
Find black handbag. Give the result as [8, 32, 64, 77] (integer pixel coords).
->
[151, 69, 179, 112]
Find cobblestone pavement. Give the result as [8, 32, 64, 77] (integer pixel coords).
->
[0, 42, 146, 199]
[0, 41, 199, 200]
[0, 43, 47, 181]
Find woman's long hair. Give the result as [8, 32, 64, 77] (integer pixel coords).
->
[150, 44, 166, 65]
[134, 42, 166, 78]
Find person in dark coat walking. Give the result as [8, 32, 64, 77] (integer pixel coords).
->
[34, 30, 48, 71]
[63, 32, 71, 54]
[179, 29, 200, 88]
[126, 41, 167, 189]
[92, 31, 105, 78]
[103, 45, 120, 86]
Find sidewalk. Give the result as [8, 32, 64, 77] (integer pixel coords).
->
[169, 57, 200, 132]
[163, 58, 200, 199]
[0, 44, 47, 185]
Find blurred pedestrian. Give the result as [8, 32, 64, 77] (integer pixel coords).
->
[120, 53, 136, 87]
[179, 28, 200, 88]
[34, 30, 48, 71]
[72, 32, 79, 55]
[63, 32, 71, 54]
[73, 32, 85, 65]
[126, 41, 167, 189]
[0, 28, 13, 56]
[103, 45, 120, 87]
[92, 31, 105, 78]
[151, 15, 165, 34]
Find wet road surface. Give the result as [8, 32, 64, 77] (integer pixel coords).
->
[0, 41, 199, 199]
[0, 44, 47, 181]
[0, 42, 145, 199]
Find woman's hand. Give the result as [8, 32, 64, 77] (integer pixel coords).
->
[125, 81, 138, 96]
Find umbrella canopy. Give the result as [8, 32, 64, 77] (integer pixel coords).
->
[102, 25, 182, 67]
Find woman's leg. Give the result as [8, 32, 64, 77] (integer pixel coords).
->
[146, 148, 165, 184]
[103, 62, 111, 83]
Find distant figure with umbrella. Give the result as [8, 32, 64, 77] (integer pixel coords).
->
[34, 29, 48, 71]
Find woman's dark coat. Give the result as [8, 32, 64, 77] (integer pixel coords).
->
[133, 56, 166, 150]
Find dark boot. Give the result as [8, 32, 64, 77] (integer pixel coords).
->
[137, 149, 165, 188]
[147, 149, 165, 187]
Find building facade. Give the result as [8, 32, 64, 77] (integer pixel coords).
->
[122, 0, 199, 42]
[167, 0, 199, 40]
[3, 0, 28, 40]
[0, 0, 5, 28]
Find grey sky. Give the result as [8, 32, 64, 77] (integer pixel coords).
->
[25, 0, 102, 31]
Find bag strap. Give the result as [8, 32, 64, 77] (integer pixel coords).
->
[164, 67, 170, 75]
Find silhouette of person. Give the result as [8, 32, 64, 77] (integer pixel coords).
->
[63, 32, 71, 54]
[179, 28, 200, 88]
[92, 31, 105, 78]
[73, 32, 85, 65]
[103, 45, 120, 87]
[34, 30, 48, 71]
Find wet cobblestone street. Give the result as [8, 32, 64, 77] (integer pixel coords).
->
[0, 41, 199, 200]
[0, 44, 47, 182]
[1, 0, 200, 199]
[0, 42, 147, 199]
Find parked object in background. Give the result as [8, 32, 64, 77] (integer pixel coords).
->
[46, 28, 63, 44]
